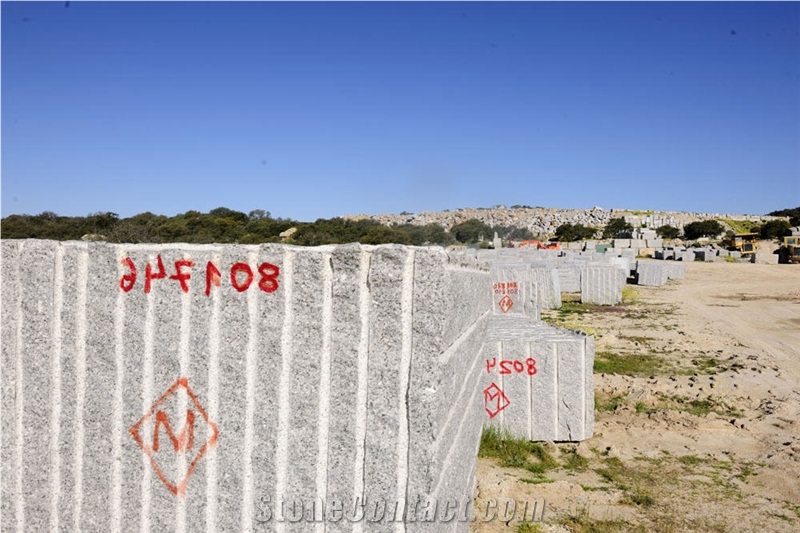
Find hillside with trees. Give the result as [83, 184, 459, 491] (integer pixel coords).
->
[0, 209, 524, 247]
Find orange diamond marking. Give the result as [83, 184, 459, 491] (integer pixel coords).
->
[484, 383, 510, 418]
[130, 377, 219, 496]
[498, 295, 514, 313]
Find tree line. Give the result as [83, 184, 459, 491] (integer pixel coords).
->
[2, 207, 795, 246]
[0, 208, 533, 247]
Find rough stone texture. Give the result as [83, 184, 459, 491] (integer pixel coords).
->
[674, 250, 695, 262]
[636, 260, 670, 286]
[556, 267, 581, 293]
[581, 267, 625, 306]
[528, 268, 562, 310]
[1, 240, 491, 531]
[484, 317, 594, 442]
[491, 263, 531, 317]
[663, 262, 686, 280]
[694, 250, 718, 262]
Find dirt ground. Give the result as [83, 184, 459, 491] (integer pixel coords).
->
[472, 259, 800, 532]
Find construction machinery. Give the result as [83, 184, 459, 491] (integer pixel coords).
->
[517, 239, 561, 251]
[778, 235, 800, 264]
[728, 233, 758, 256]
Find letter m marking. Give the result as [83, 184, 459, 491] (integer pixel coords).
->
[153, 410, 195, 452]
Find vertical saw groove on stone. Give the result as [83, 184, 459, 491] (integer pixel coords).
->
[274, 250, 294, 533]
[241, 250, 259, 532]
[49, 245, 64, 533]
[352, 250, 371, 533]
[110, 246, 127, 533]
[72, 248, 88, 532]
[396, 250, 415, 533]
[14, 244, 25, 533]
[314, 253, 334, 533]
[139, 254, 156, 533]
[206, 252, 222, 533]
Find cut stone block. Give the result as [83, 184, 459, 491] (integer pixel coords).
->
[636, 260, 670, 286]
[556, 267, 581, 293]
[581, 267, 625, 305]
[0, 240, 491, 531]
[484, 316, 594, 442]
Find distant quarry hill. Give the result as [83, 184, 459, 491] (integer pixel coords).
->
[344, 206, 784, 235]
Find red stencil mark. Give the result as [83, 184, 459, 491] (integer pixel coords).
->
[120, 257, 137, 292]
[130, 377, 219, 497]
[144, 254, 166, 294]
[169, 260, 194, 293]
[498, 295, 514, 313]
[484, 383, 510, 419]
[205, 261, 222, 297]
[230, 262, 254, 292]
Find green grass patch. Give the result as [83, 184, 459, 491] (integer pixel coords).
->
[678, 455, 706, 466]
[719, 218, 758, 234]
[479, 427, 558, 473]
[691, 358, 721, 374]
[783, 502, 800, 519]
[563, 450, 590, 471]
[621, 286, 639, 304]
[520, 475, 554, 485]
[595, 394, 627, 412]
[594, 351, 671, 376]
[516, 522, 544, 533]
[559, 506, 634, 533]
[580, 484, 612, 492]
[626, 487, 655, 507]
[654, 393, 743, 418]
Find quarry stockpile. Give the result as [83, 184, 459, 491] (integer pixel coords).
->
[1, 240, 491, 532]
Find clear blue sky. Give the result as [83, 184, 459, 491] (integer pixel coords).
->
[2, 1, 799, 221]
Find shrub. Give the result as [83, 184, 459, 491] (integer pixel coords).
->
[655, 225, 680, 239]
[602, 217, 633, 239]
[683, 220, 724, 240]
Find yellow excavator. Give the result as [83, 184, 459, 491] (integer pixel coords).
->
[728, 233, 758, 257]
[778, 235, 800, 264]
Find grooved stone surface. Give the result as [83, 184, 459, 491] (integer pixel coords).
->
[581, 267, 625, 306]
[484, 317, 594, 442]
[1, 240, 492, 531]
[636, 260, 670, 286]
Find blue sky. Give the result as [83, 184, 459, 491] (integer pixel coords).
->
[2, 1, 799, 221]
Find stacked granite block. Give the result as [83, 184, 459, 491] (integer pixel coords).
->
[556, 267, 582, 294]
[663, 262, 686, 280]
[581, 266, 625, 305]
[483, 316, 594, 442]
[528, 267, 562, 310]
[1, 240, 491, 531]
[636, 260, 670, 286]
[693, 249, 718, 262]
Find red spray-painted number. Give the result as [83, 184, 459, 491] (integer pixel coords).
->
[119, 256, 280, 296]
[120, 258, 137, 292]
[486, 357, 537, 376]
